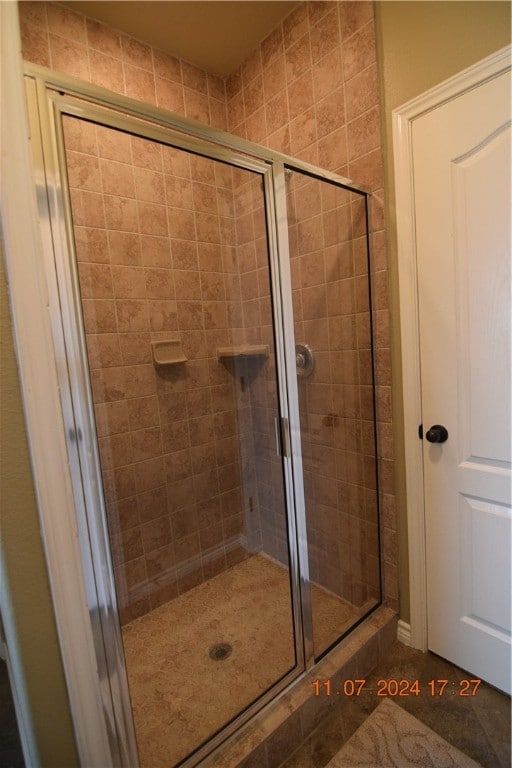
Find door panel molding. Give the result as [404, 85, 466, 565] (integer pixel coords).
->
[392, 44, 511, 652]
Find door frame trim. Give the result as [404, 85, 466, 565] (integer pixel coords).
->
[392, 44, 511, 651]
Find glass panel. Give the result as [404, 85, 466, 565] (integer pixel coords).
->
[62, 115, 297, 767]
[285, 168, 381, 659]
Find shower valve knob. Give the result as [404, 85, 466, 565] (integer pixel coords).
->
[295, 343, 314, 378]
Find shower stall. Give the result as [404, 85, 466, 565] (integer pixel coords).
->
[26, 64, 381, 767]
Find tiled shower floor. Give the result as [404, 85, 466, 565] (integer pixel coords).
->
[122, 554, 363, 767]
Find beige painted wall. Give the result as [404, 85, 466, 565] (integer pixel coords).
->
[374, 1, 511, 622]
[0, 250, 79, 764]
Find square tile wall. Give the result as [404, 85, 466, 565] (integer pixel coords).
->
[19, 0, 398, 614]
[215, 0, 396, 609]
[284, 172, 380, 608]
[64, 116, 266, 622]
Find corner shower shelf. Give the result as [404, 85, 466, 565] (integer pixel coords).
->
[151, 339, 187, 366]
[217, 345, 269, 361]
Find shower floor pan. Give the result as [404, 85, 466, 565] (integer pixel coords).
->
[122, 553, 371, 767]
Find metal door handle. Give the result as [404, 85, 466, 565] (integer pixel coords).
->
[425, 424, 449, 443]
[274, 416, 290, 457]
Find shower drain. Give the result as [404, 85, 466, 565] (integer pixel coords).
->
[208, 642, 233, 661]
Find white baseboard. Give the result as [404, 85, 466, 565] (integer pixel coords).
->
[397, 619, 412, 646]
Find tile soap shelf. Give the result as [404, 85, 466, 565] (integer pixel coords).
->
[217, 345, 269, 361]
[151, 339, 187, 366]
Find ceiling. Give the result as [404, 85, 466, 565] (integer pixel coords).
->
[61, 1, 300, 77]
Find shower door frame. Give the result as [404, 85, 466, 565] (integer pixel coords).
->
[21, 62, 372, 768]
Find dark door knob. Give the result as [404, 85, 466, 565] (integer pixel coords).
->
[425, 424, 449, 443]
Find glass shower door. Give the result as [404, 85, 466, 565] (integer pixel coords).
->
[60, 112, 299, 766]
[284, 167, 381, 659]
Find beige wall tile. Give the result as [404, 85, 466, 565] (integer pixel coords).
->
[19, 21, 51, 68]
[312, 48, 343, 102]
[209, 97, 228, 131]
[121, 34, 152, 71]
[49, 33, 90, 80]
[184, 87, 210, 123]
[286, 32, 312, 84]
[148, 299, 178, 331]
[85, 17, 121, 58]
[287, 71, 315, 120]
[310, 7, 341, 63]
[89, 49, 124, 93]
[66, 150, 101, 191]
[289, 107, 317, 153]
[77, 262, 113, 299]
[155, 76, 185, 113]
[348, 147, 384, 192]
[141, 235, 171, 268]
[265, 91, 289, 136]
[131, 426, 163, 463]
[91, 366, 126, 403]
[131, 136, 163, 171]
[19, 1, 47, 28]
[100, 158, 135, 198]
[262, 55, 286, 101]
[111, 266, 146, 299]
[137, 201, 168, 237]
[342, 20, 376, 81]
[141, 515, 172, 554]
[82, 298, 117, 334]
[144, 267, 175, 300]
[134, 167, 165, 204]
[69, 188, 104, 228]
[153, 49, 182, 83]
[181, 60, 208, 94]
[104, 195, 137, 232]
[345, 63, 379, 121]
[123, 366, 155, 400]
[94, 400, 130, 437]
[96, 124, 131, 163]
[316, 89, 346, 139]
[47, 3, 86, 43]
[347, 106, 381, 160]
[86, 333, 123, 369]
[168, 208, 196, 241]
[115, 299, 149, 332]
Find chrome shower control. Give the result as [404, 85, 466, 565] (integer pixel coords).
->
[295, 343, 314, 377]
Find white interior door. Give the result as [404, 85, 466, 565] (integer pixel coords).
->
[412, 68, 511, 694]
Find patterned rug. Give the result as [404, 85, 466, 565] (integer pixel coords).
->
[327, 698, 482, 767]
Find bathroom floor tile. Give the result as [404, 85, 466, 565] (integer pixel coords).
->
[280, 642, 511, 768]
[0, 661, 24, 768]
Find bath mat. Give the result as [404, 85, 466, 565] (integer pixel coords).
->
[327, 697, 482, 767]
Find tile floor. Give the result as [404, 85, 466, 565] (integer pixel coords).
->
[0, 660, 24, 768]
[280, 642, 511, 768]
[122, 553, 366, 767]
